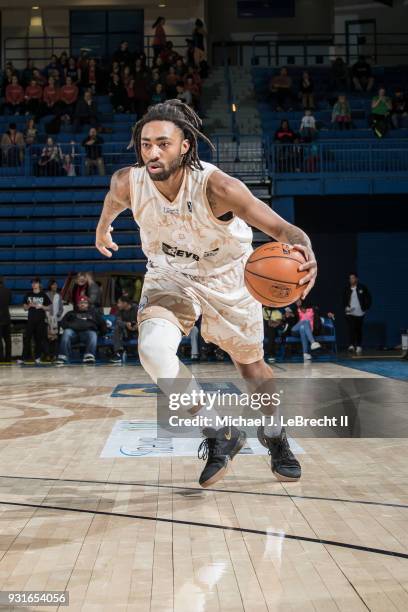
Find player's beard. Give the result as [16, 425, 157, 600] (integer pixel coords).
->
[147, 155, 184, 181]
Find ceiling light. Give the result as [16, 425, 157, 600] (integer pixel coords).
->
[158, 3, 167, 7]
[32, 5, 40, 9]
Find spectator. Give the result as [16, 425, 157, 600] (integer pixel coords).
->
[82, 127, 105, 176]
[184, 76, 200, 109]
[175, 58, 187, 78]
[109, 295, 138, 363]
[59, 52, 69, 74]
[352, 55, 374, 92]
[290, 299, 321, 361]
[46, 279, 64, 360]
[0, 277, 12, 363]
[24, 79, 43, 117]
[331, 94, 352, 130]
[21, 59, 36, 87]
[192, 19, 207, 69]
[132, 65, 150, 116]
[343, 273, 372, 355]
[299, 71, 315, 109]
[56, 295, 107, 365]
[152, 17, 166, 60]
[65, 57, 81, 85]
[331, 57, 350, 92]
[82, 58, 102, 94]
[391, 88, 407, 128]
[108, 74, 127, 112]
[263, 307, 284, 364]
[1, 68, 15, 99]
[32, 68, 46, 87]
[44, 54, 64, 81]
[269, 67, 293, 111]
[113, 41, 133, 67]
[63, 153, 76, 177]
[73, 90, 98, 132]
[300, 109, 317, 141]
[43, 76, 60, 115]
[37, 137, 63, 177]
[71, 271, 102, 311]
[151, 82, 166, 105]
[370, 87, 392, 137]
[184, 65, 202, 91]
[24, 118, 38, 146]
[77, 50, 90, 75]
[1, 122, 25, 166]
[5, 75, 24, 115]
[160, 41, 181, 68]
[121, 66, 133, 88]
[176, 82, 192, 106]
[274, 119, 300, 172]
[22, 278, 51, 364]
[59, 76, 79, 120]
[165, 66, 179, 98]
[125, 78, 136, 113]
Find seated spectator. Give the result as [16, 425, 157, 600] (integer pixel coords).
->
[65, 56, 81, 85]
[331, 94, 352, 130]
[0, 276, 12, 363]
[59, 76, 79, 120]
[274, 119, 300, 172]
[108, 74, 127, 112]
[113, 40, 133, 67]
[274, 119, 297, 144]
[121, 66, 133, 88]
[24, 79, 43, 117]
[37, 137, 63, 177]
[24, 118, 38, 146]
[175, 58, 187, 78]
[269, 67, 293, 111]
[73, 90, 98, 132]
[370, 87, 392, 137]
[46, 278, 64, 361]
[59, 52, 69, 74]
[125, 78, 136, 113]
[159, 41, 181, 68]
[71, 271, 102, 311]
[391, 88, 407, 129]
[184, 76, 200, 109]
[22, 278, 51, 364]
[352, 55, 374, 92]
[151, 82, 166, 105]
[56, 295, 107, 365]
[44, 54, 64, 82]
[109, 295, 138, 363]
[63, 153, 76, 176]
[165, 66, 179, 98]
[299, 109, 317, 141]
[43, 76, 60, 115]
[1, 68, 15, 99]
[263, 307, 285, 364]
[290, 299, 322, 361]
[82, 58, 102, 94]
[192, 18, 207, 69]
[176, 82, 192, 107]
[1, 122, 25, 166]
[82, 127, 105, 176]
[21, 59, 36, 87]
[5, 75, 24, 115]
[32, 68, 46, 87]
[331, 57, 350, 92]
[110, 61, 121, 81]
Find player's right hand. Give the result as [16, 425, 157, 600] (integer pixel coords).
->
[95, 225, 119, 258]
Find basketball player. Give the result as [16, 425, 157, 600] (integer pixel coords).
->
[95, 100, 317, 488]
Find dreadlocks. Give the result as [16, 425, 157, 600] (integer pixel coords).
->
[132, 99, 215, 171]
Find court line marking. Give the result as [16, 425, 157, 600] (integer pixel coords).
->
[0, 474, 407, 509]
[0, 499, 407, 560]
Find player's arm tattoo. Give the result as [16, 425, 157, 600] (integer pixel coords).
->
[277, 224, 312, 249]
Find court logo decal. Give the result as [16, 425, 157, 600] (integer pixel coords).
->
[101, 419, 304, 458]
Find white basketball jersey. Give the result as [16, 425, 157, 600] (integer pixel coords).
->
[129, 161, 253, 277]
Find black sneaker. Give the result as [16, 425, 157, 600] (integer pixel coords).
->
[197, 426, 247, 488]
[109, 353, 123, 364]
[257, 426, 301, 481]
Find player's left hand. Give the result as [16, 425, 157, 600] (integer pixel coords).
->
[293, 244, 317, 299]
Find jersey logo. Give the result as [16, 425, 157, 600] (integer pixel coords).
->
[187, 201, 192, 213]
[162, 242, 200, 262]
[163, 206, 179, 215]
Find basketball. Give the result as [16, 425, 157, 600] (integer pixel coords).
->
[244, 242, 306, 307]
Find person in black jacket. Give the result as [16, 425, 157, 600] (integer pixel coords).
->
[22, 277, 51, 364]
[73, 90, 98, 133]
[56, 295, 107, 365]
[109, 295, 138, 363]
[343, 273, 372, 354]
[0, 277, 12, 362]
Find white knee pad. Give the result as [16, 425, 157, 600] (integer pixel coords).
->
[138, 318, 185, 382]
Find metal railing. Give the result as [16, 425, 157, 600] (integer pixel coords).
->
[4, 34, 189, 69]
[1, 138, 408, 179]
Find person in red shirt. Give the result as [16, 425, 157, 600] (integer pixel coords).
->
[25, 79, 43, 117]
[59, 76, 79, 119]
[43, 76, 60, 115]
[152, 16, 166, 59]
[5, 75, 24, 115]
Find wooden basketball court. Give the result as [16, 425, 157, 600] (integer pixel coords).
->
[0, 361, 407, 611]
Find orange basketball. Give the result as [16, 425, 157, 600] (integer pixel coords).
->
[244, 242, 306, 307]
